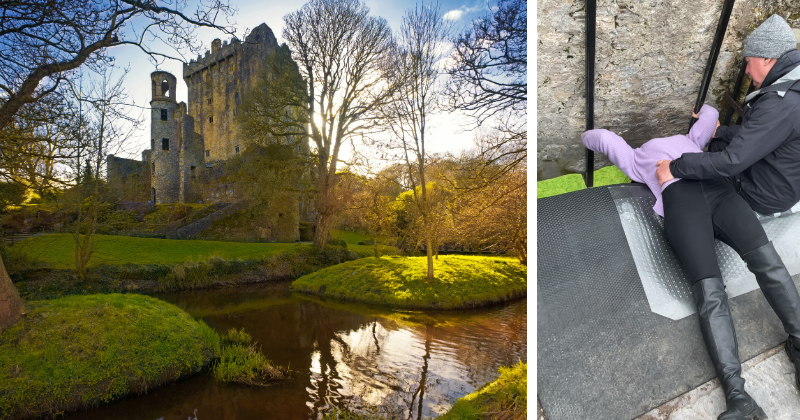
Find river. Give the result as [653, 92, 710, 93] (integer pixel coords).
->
[67, 282, 527, 420]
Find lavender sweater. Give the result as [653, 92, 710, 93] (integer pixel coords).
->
[581, 105, 720, 217]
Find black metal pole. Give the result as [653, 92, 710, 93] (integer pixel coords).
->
[584, 0, 596, 188]
[736, 82, 754, 124]
[689, 0, 736, 131]
[722, 58, 748, 126]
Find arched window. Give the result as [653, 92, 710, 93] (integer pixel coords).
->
[161, 79, 170, 97]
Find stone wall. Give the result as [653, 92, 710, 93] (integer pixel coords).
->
[176, 105, 205, 203]
[106, 155, 148, 202]
[183, 23, 279, 162]
[537, 1, 800, 180]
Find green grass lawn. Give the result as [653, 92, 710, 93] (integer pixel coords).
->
[0, 294, 220, 419]
[537, 165, 631, 199]
[291, 255, 526, 310]
[10, 233, 308, 269]
[330, 229, 397, 256]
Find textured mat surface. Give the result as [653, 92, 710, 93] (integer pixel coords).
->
[537, 185, 791, 420]
[610, 184, 800, 320]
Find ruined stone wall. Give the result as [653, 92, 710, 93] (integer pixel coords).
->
[106, 155, 147, 202]
[183, 23, 279, 162]
[537, 1, 800, 180]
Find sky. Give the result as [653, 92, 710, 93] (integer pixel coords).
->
[106, 0, 495, 163]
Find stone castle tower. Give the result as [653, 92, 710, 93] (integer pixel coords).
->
[183, 23, 279, 162]
[147, 71, 205, 204]
[106, 23, 306, 241]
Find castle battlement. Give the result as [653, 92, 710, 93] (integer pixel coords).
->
[183, 23, 277, 79]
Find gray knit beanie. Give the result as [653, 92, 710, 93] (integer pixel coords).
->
[743, 14, 797, 58]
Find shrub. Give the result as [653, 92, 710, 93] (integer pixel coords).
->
[211, 343, 288, 386]
[328, 237, 348, 249]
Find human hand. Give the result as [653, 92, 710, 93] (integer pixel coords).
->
[692, 106, 699, 119]
[656, 160, 674, 186]
[714, 120, 721, 137]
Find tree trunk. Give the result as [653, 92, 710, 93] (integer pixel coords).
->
[514, 236, 527, 266]
[312, 162, 333, 249]
[0, 253, 24, 332]
[313, 211, 331, 249]
[425, 235, 434, 280]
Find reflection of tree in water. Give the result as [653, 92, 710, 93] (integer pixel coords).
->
[407, 324, 432, 420]
[301, 300, 527, 419]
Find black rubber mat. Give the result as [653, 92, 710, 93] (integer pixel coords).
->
[537, 186, 789, 420]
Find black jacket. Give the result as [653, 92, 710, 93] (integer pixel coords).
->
[670, 49, 800, 214]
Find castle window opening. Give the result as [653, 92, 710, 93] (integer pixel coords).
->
[151, 138, 155, 149]
[208, 116, 213, 123]
[161, 79, 170, 97]
[235, 146, 239, 153]
[152, 162, 155, 172]
[162, 138, 169, 151]
[160, 109, 168, 121]
[206, 150, 210, 157]
[207, 98, 212, 105]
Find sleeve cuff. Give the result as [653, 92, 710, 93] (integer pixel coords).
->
[714, 125, 728, 139]
[669, 159, 682, 179]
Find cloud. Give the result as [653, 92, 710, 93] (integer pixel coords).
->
[443, 10, 464, 21]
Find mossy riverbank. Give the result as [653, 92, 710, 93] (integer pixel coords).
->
[0, 294, 286, 419]
[0, 294, 216, 419]
[438, 360, 527, 420]
[10, 245, 357, 301]
[291, 255, 527, 310]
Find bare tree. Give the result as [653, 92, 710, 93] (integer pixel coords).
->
[377, 2, 450, 280]
[443, 0, 526, 125]
[285, 0, 400, 248]
[70, 69, 142, 279]
[0, 0, 234, 331]
[0, 0, 236, 129]
[0, 93, 82, 194]
[443, 0, 526, 193]
[0, 86, 86, 331]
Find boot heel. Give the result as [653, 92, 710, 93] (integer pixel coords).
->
[751, 405, 768, 419]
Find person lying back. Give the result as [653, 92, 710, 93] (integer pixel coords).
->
[581, 104, 719, 216]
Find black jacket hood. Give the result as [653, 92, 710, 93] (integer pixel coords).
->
[762, 49, 800, 87]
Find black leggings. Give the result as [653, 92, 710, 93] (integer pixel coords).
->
[662, 179, 769, 283]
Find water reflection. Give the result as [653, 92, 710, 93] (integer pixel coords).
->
[66, 282, 526, 420]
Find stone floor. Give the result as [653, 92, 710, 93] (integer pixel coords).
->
[538, 343, 800, 420]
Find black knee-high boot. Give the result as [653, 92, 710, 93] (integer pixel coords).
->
[742, 241, 800, 388]
[693, 277, 768, 420]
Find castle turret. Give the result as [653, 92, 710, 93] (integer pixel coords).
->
[150, 71, 180, 204]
